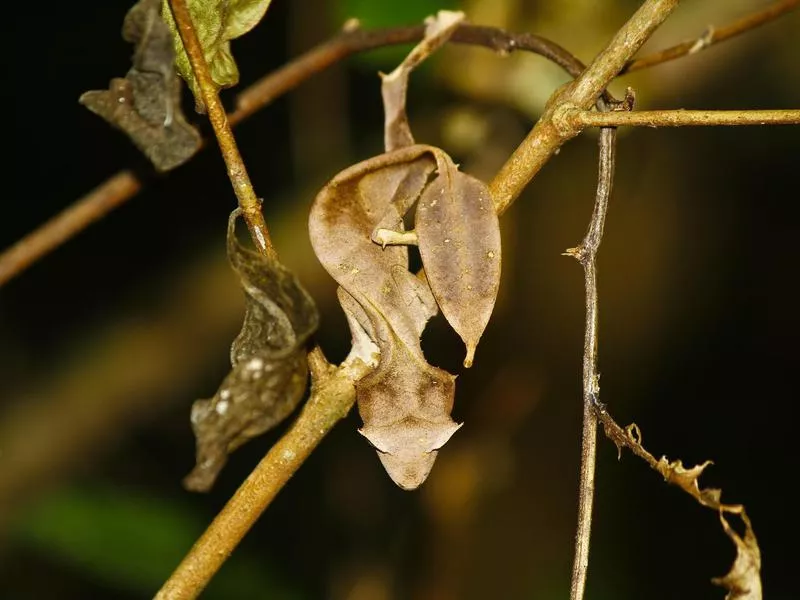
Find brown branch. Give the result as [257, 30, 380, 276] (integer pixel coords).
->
[623, 0, 800, 73]
[167, 0, 275, 258]
[3, 0, 795, 286]
[0, 171, 141, 286]
[154, 349, 370, 600]
[563, 120, 618, 599]
[488, 0, 679, 214]
[558, 107, 800, 128]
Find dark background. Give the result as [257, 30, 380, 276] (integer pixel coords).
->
[3, 1, 799, 598]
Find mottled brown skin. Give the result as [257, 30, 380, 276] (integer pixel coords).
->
[310, 147, 461, 489]
[309, 11, 500, 490]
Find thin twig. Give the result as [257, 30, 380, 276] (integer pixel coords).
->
[167, 0, 275, 258]
[488, 0, 679, 214]
[563, 122, 618, 600]
[558, 107, 800, 129]
[3, 0, 795, 285]
[623, 0, 800, 73]
[154, 349, 370, 600]
[0, 171, 141, 285]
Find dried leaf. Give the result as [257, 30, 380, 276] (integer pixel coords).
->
[184, 210, 318, 492]
[597, 412, 762, 598]
[415, 151, 500, 367]
[80, 0, 201, 171]
[712, 511, 762, 600]
[161, 0, 272, 111]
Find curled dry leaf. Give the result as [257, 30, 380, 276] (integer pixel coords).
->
[161, 0, 272, 111]
[80, 0, 201, 171]
[184, 210, 318, 492]
[596, 410, 762, 598]
[712, 511, 762, 600]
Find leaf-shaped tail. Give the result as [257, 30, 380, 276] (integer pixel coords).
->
[381, 10, 464, 151]
[416, 152, 501, 367]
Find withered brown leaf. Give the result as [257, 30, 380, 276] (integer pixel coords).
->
[598, 413, 762, 598]
[184, 210, 319, 492]
[80, 0, 201, 171]
[712, 511, 762, 600]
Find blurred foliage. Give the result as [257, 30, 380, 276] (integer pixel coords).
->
[334, 0, 457, 68]
[10, 485, 301, 600]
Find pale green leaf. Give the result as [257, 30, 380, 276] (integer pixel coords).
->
[161, 0, 272, 111]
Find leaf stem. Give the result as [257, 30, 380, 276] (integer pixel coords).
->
[166, 0, 276, 258]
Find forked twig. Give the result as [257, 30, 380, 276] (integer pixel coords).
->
[2, 0, 797, 285]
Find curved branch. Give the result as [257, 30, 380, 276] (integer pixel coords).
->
[3, 0, 796, 285]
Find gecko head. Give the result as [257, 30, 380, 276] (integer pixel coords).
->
[360, 418, 462, 490]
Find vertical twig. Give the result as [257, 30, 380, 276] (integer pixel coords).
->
[167, 0, 276, 258]
[564, 122, 618, 599]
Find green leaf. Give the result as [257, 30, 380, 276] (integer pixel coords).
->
[161, 0, 272, 111]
